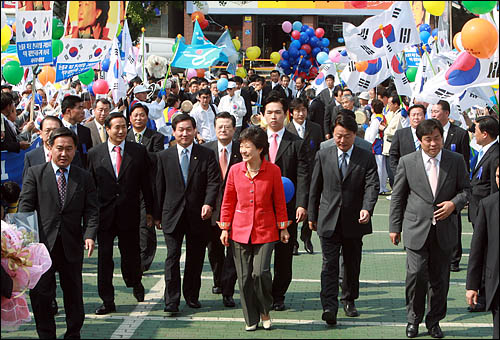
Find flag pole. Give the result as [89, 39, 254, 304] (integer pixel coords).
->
[30, 66, 36, 123]
[141, 27, 146, 83]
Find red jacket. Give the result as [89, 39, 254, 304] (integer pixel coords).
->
[219, 159, 290, 244]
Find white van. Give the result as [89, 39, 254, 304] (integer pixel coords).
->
[144, 37, 176, 61]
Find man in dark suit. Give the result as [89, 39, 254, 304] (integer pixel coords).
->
[126, 103, 164, 273]
[286, 98, 323, 255]
[467, 115, 499, 311]
[249, 77, 270, 114]
[84, 98, 111, 147]
[209, 81, 221, 107]
[155, 113, 220, 315]
[389, 104, 426, 176]
[261, 95, 309, 311]
[306, 88, 325, 137]
[294, 76, 308, 102]
[1, 92, 31, 152]
[61, 95, 93, 167]
[317, 74, 336, 107]
[280, 74, 294, 106]
[390, 119, 471, 339]
[202, 112, 241, 307]
[19, 127, 99, 339]
[430, 100, 471, 272]
[265, 70, 282, 93]
[323, 85, 343, 140]
[309, 114, 379, 326]
[321, 109, 372, 152]
[88, 112, 155, 315]
[466, 163, 499, 338]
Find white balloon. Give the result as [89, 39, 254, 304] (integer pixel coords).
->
[1, 12, 7, 29]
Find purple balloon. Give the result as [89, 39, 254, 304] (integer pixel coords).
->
[282, 21, 292, 33]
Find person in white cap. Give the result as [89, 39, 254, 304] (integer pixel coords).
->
[131, 84, 166, 122]
[217, 81, 246, 140]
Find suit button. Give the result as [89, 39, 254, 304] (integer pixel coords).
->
[250, 200, 253, 203]
[250, 190, 254, 193]
[250, 181, 253, 184]
[116, 194, 119, 197]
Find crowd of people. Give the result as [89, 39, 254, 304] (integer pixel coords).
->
[1, 66, 499, 339]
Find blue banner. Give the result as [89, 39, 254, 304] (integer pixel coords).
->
[1, 137, 41, 187]
[405, 51, 421, 67]
[171, 42, 222, 69]
[15, 8, 53, 66]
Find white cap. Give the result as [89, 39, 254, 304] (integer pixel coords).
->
[358, 91, 370, 101]
[227, 81, 236, 89]
[133, 85, 149, 94]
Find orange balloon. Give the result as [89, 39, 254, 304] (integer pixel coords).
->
[191, 11, 205, 22]
[355, 61, 368, 72]
[452, 32, 462, 52]
[196, 69, 205, 78]
[38, 65, 56, 86]
[461, 18, 498, 59]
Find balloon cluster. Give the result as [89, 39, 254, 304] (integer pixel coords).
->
[278, 21, 330, 80]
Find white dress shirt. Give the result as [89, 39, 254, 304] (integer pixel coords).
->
[190, 104, 217, 142]
[177, 143, 193, 164]
[442, 121, 451, 143]
[44, 145, 51, 162]
[267, 127, 286, 150]
[107, 140, 125, 177]
[62, 119, 78, 135]
[477, 139, 496, 164]
[422, 149, 442, 184]
[51, 161, 70, 183]
[411, 127, 420, 150]
[218, 141, 232, 159]
[292, 120, 306, 139]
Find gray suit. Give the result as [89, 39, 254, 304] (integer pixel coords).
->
[390, 149, 470, 328]
[320, 136, 372, 152]
[84, 120, 107, 147]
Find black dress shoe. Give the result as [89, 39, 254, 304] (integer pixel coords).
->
[322, 309, 337, 326]
[133, 283, 145, 302]
[468, 303, 486, 312]
[406, 323, 419, 338]
[292, 244, 299, 256]
[222, 295, 235, 307]
[304, 239, 314, 254]
[186, 299, 201, 308]
[164, 304, 179, 316]
[343, 301, 359, 317]
[450, 263, 460, 272]
[95, 303, 116, 315]
[51, 298, 59, 315]
[273, 302, 286, 311]
[212, 286, 222, 294]
[428, 324, 444, 338]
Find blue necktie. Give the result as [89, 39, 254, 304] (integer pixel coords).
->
[339, 153, 348, 180]
[181, 149, 189, 184]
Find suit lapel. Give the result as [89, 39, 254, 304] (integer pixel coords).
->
[406, 128, 416, 152]
[473, 143, 498, 175]
[444, 125, 455, 148]
[35, 147, 46, 164]
[186, 145, 200, 185]
[43, 164, 61, 211]
[142, 129, 153, 148]
[435, 150, 452, 197]
[416, 150, 434, 200]
[63, 167, 79, 210]
[101, 144, 116, 180]
[342, 146, 359, 181]
[275, 131, 292, 162]
[117, 143, 132, 180]
[286, 122, 298, 137]
[331, 146, 341, 182]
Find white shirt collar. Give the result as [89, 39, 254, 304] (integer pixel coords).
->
[267, 127, 285, 139]
[177, 143, 193, 159]
[292, 120, 306, 134]
[480, 139, 497, 154]
[443, 121, 451, 133]
[94, 120, 105, 130]
[338, 144, 354, 159]
[108, 140, 126, 154]
[218, 140, 232, 155]
[51, 160, 70, 174]
[44, 145, 51, 162]
[132, 127, 147, 137]
[422, 149, 442, 165]
[410, 126, 418, 142]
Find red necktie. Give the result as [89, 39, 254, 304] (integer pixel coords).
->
[220, 147, 228, 180]
[114, 146, 122, 176]
[269, 133, 278, 163]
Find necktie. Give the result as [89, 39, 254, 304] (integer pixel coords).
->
[57, 168, 67, 208]
[220, 147, 228, 179]
[429, 158, 438, 197]
[340, 152, 348, 180]
[298, 125, 304, 139]
[135, 133, 142, 144]
[99, 126, 106, 143]
[47, 152, 52, 162]
[114, 146, 122, 176]
[269, 133, 278, 163]
[257, 91, 262, 106]
[70, 124, 77, 135]
[477, 149, 484, 165]
[181, 149, 189, 184]
[415, 140, 421, 150]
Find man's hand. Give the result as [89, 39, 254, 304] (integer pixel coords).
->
[466, 290, 478, 307]
[154, 220, 162, 230]
[434, 201, 455, 221]
[146, 214, 154, 227]
[201, 205, 213, 220]
[309, 221, 317, 231]
[280, 229, 290, 243]
[220, 230, 229, 247]
[389, 232, 401, 246]
[359, 210, 370, 224]
[23, 121, 35, 132]
[296, 207, 307, 223]
[85, 239, 95, 257]
[19, 141, 31, 150]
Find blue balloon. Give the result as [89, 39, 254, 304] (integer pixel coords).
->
[316, 51, 329, 64]
[303, 59, 312, 69]
[88, 82, 94, 96]
[280, 60, 290, 69]
[306, 27, 315, 37]
[289, 47, 299, 58]
[309, 36, 319, 47]
[337, 37, 345, 43]
[299, 49, 307, 57]
[283, 67, 292, 75]
[431, 28, 438, 37]
[281, 177, 295, 203]
[420, 31, 431, 44]
[299, 32, 309, 44]
[217, 78, 228, 92]
[102, 58, 110, 72]
[301, 24, 309, 32]
[321, 38, 330, 47]
[322, 47, 329, 53]
[290, 40, 301, 49]
[282, 50, 290, 60]
[158, 88, 167, 98]
[419, 23, 431, 33]
[312, 47, 321, 56]
[289, 56, 297, 65]
[292, 21, 302, 32]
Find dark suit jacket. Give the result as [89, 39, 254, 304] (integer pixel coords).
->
[444, 124, 470, 169]
[266, 83, 287, 100]
[1, 118, 21, 152]
[390, 149, 471, 251]
[324, 104, 341, 137]
[466, 191, 499, 311]
[318, 88, 335, 107]
[75, 124, 93, 167]
[266, 129, 309, 214]
[19, 163, 99, 263]
[389, 127, 417, 176]
[156, 144, 221, 234]
[84, 120, 107, 147]
[286, 120, 323, 175]
[308, 98, 325, 136]
[126, 128, 164, 153]
[320, 136, 372, 152]
[239, 87, 253, 127]
[23, 145, 83, 179]
[468, 142, 499, 225]
[249, 87, 271, 114]
[294, 88, 308, 103]
[308, 145, 379, 238]
[202, 140, 242, 224]
[87, 141, 154, 232]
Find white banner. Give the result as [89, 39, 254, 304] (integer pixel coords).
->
[340, 57, 390, 93]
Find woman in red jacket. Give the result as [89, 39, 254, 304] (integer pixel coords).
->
[219, 126, 290, 331]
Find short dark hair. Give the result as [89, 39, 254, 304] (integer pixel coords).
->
[189, 80, 200, 87]
[48, 127, 78, 147]
[416, 119, 444, 140]
[280, 74, 290, 81]
[199, 78, 209, 85]
[264, 94, 289, 114]
[1, 181, 21, 204]
[40, 116, 62, 131]
[289, 98, 306, 113]
[325, 74, 335, 81]
[172, 113, 196, 130]
[1, 92, 14, 112]
[436, 100, 450, 113]
[338, 109, 356, 120]
[197, 87, 211, 97]
[270, 70, 280, 76]
[232, 76, 244, 84]
[343, 88, 353, 96]
[166, 94, 179, 107]
[130, 102, 149, 116]
[214, 111, 236, 128]
[255, 77, 265, 85]
[70, 80, 81, 88]
[104, 112, 127, 128]
[81, 92, 92, 102]
[333, 114, 357, 134]
[61, 95, 83, 115]
[475, 115, 499, 139]
[93, 98, 111, 109]
[408, 104, 426, 116]
[389, 92, 400, 106]
[371, 99, 384, 114]
[376, 85, 389, 98]
[239, 126, 269, 159]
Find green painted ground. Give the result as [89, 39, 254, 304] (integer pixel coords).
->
[2, 197, 493, 339]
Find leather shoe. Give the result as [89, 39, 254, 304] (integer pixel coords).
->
[164, 304, 179, 316]
[223, 295, 235, 307]
[133, 283, 145, 302]
[468, 303, 486, 312]
[304, 239, 314, 254]
[292, 244, 299, 256]
[406, 323, 418, 338]
[51, 298, 59, 316]
[212, 286, 222, 294]
[186, 299, 201, 308]
[450, 263, 460, 272]
[273, 302, 286, 311]
[428, 324, 444, 338]
[322, 309, 337, 326]
[343, 301, 359, 317]
[95, 303, 116, 315]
